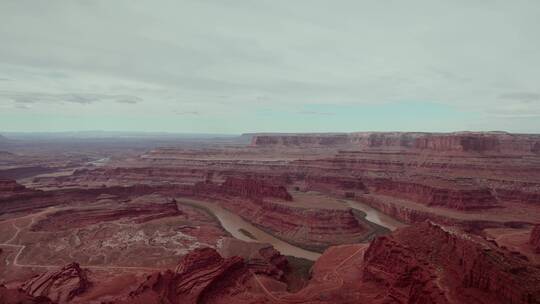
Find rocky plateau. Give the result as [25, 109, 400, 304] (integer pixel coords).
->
[1, 131, 539, 303]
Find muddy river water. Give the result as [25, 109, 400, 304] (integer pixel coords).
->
[343, 199, 406, 231]
[177, 197, 404, 261]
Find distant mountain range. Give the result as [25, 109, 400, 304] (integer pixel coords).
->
[0, 131, 239, 140]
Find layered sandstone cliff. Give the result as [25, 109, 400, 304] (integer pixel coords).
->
[363, 222, 540, 304]
[194, 177, 292, 201]
[123, 247, 277, 304]
[220, 177, 292, 201]
[531, 224, 540, 254]
[250, 131, 540, 154]
[21, 262, 90, 303]
[251, 133, 350, 147]
[365, 178, 497, 210]
[194, 179, 369, 251]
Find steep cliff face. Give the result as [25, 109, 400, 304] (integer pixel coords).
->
[251, 133, 350, 147]
[363, 235, 450, 303]
[531, 225, 540, 253]
[414, 134, 500, 152]
[365, 178, 497, 210]
[124, 247, 266, 304]
[363, 222, 540, 304]
[250, 131, 540, 154]
[209, 196, 367, 251]
[220, 177, 292, 201]
[306, 175, 367, 195]
[194, 177, 292, 201]
[357, 194, 457, 225]
[21, 262, 90, 303]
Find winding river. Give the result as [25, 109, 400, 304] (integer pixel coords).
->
[177, 198, 321, 260]
[342, 199, 406, 231]
[176, 197, 404, 261]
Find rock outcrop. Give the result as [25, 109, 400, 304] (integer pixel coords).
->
[195, 177, 292, 201]
[218, 238, 288, 280]
[220, 177, 292, 201]
[3, 223, 540, 304]
[21, 262, 90, 303]
[363, 236, 450, 303]
[531, 224, 540, 254]
[0, 285, 54, 304]
[363, 222, 540, 304]
[365, 178, 497, 210]
[124, 248, 253, 304]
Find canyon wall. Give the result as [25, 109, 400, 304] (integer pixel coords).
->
[531, 224, 540, 254]
[122, 246, 287, 304]
[250, 131, 540, 154]
[365, 178, 497, 210]
[363, 222, 540, 304]
[194, 178, 369, 251]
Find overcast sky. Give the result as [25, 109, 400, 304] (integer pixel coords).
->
[1, 1, 540, 133]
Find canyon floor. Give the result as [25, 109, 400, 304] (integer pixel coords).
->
[1, 131, 540, 304]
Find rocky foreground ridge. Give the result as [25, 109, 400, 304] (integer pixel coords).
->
[2, 221, 539, 304]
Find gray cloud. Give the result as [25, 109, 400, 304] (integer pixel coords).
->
[297, 110, 335, 116]
[174, 111, 200, 116]
[1, 91, 142, 105]
[487, 113, 540, 119]
[15, 104, 30, 110]
[0, 1, 539, 132]
[115, 96, 143, 104]
[499, 92, 540, 103]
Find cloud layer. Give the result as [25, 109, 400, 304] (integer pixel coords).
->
[1, 0, 539, 132]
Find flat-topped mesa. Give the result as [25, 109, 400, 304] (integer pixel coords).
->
[414, 133, 500, 152]
[531, 224, 540, 254]
[21, 262, 90, 303]
[365, 178, 498, 210]
[363, 222, 540, 304]
[250, 133, 350, 147]
[250, 131, 540, 154]
[195, 177, 292, 201]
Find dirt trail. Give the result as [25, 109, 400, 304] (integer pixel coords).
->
[0, 209, 163, 272]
